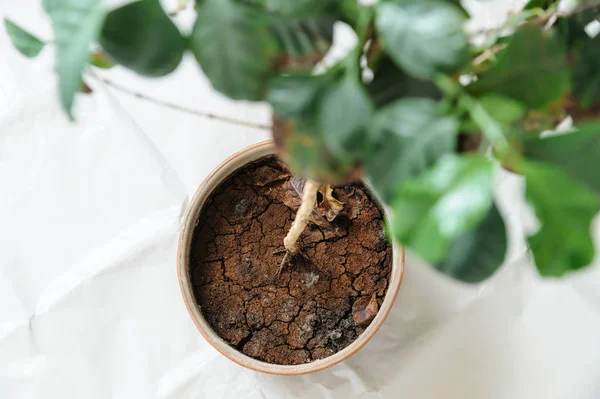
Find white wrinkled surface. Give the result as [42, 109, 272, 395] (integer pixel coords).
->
[2, 1, 600, 398]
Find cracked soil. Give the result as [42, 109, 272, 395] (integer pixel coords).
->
[190, 157, 392, 365]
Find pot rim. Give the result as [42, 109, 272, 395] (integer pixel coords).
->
[177, 140, 405, 375]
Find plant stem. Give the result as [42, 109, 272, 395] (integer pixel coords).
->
[283, 180, 320, 254]
[92, 75, 271, 131]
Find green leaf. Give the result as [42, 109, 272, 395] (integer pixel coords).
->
[100, 0, 185, 77]
[468, 23, 569, 109]
[43, 0, 107, 119]
[248, 0, 336, 16]
[319, 77, 374, 160]
[269, 17, 334, 71]
[4, 18, 45, 58]
[366, 98, 459, 202]
[524, 123, 600, 193]
[478, 94, 527, 124]
[190, 0, 276, 100]
[267, 73, 357, 182]
[273, 117, 358, 183]
[90, 50, 114, 69]
[267, 73, 329, 118]
[461, 94, 526, 133]
[524, 0, 558, 10]
[435, 204, 507, 283]
[523, 160, 600, 277]
[375, 0, 468, 79]
[555, 6, 600, 48]
[368, 55, 442, 107]
[390, 154, 495, 263]
[571, 36, 600, 108]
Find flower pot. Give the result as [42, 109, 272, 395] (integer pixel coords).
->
[177, 140, 405, 375]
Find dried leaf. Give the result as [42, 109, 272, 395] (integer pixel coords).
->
[318, 184, 345, 222]
[282, 177, 332, 229]
[80, 81, 93, 94]
[250, 165, 289, 186]
[290, 175, 305, 196]
[352, 294, 378, 327]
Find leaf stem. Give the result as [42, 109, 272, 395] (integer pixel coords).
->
[460, 93, 510, 156]
[91, 74, 271, 131]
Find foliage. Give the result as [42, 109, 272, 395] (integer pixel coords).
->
[5, 0, 600, 283]
[4, 18, 45, 57]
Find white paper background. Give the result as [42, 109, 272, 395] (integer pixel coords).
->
[2, 1, 600, 398]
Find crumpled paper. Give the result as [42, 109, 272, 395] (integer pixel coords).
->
[2, 1, 600, 398]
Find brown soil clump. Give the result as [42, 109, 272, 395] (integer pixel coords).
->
[190, 157, 392, 365]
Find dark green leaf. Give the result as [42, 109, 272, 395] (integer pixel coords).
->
[247, 0, 336, 16]
[268, 74, 356, 183]
[524, 160, 600, 277]
[319, 77, 374, 160]
[100, 0, 185, 77]
[366, 98, 459, 202]
[524, 0, 558, 10]
[555, 6, 600, 47]
[269, 17, 334, 71]
[43, 0, 107, 119]
[468, 24, 568, 109]
[4, 18, 45, 58]
[368, 55, 442, 107]
[435, 204, 507, 283]
[524, 123, 600, 193]
[571, 36, 600, 108]
[190, 0, 276, 100]
[375, 1, 468, 79]
[447, 0, 469, 15]
[390, 154, 495, 263]
[267, 73, 329, 118]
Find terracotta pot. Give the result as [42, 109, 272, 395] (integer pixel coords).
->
[177, 140, 405, 375]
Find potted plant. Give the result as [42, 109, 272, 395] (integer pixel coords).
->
[6, 0, 600, 374]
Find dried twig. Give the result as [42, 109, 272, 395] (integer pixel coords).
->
[92, 75, 271, 131]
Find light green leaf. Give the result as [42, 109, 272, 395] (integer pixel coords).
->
[100, 0, 185, 77]
[43, 0, 106, 119]
[390, 154, 495, 263]
[435, 204, 507, 283]
[524, 160, 600, 277]
[366, 98, 459, 202]
[461, 94, 526, 133]
[319, 77, 374, 160]
[4, 18, 45, 58]
[468, 23, 569, 109]
[367, 55, 442, 107]
[190, 0, 276, 100]
[375, 1, 468, 79]
[479, 94, 527, 124]
[524, 123, 600, 193]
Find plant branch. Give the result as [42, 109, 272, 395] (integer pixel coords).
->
[92, 75, 271, 131]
